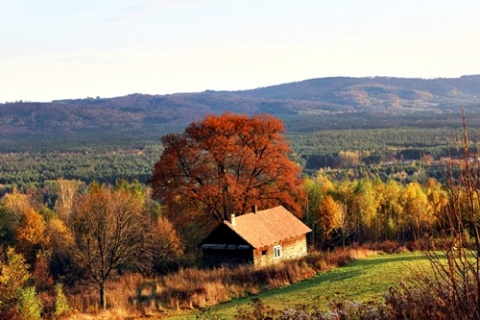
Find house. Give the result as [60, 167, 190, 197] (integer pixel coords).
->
[200, 205, 311, 268]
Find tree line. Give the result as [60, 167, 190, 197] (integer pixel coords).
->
[0, 170, 466, 317]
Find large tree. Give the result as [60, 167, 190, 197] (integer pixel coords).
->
[149, 113, 304, 223]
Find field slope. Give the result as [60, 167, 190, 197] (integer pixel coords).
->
[169, 252, 431, 319]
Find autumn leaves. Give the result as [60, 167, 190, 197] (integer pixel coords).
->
[149, 113, 305, 224]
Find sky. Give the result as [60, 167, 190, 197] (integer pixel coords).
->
[1, 0, 479, 102]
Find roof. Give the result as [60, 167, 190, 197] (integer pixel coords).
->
[222, 206, 311, 249]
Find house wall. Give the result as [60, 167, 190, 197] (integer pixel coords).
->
[253, 235, 308, 268]
[202, 248, 253, 268]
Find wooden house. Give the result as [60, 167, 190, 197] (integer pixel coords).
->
[200, 205, 311, 268]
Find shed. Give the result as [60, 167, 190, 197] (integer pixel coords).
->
[200, 205, 311, 268]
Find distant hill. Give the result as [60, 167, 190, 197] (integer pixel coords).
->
[1, 75, 480, 137]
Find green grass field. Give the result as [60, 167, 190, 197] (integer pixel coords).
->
[166, 252, 433, 319]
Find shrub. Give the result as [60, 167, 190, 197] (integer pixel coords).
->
[17, 286, 43, 320]
[224, 298, 389, 320]
[234, 298, 277, 320]
[368, 240, 403, 253]
[54, 283, 71, 317]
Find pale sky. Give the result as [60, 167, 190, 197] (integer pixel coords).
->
[1, 0, 479, 102]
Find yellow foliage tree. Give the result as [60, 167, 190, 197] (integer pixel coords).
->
[317, 195, 343, 242]
[0, 248, 30, 310]
[374, 179, 404, 240]
[316, 173, 335, 195]
[15, 207, 46, 264]
[400, 181, 431, 238]
[144, 215, 184, 273]
[46, 217, 76, 276]
[1, 192, 31, 219]
[337, 150, 360, 168]
[425, 178, 449, 221]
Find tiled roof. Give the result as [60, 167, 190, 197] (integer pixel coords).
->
[223, 206, 311, 249]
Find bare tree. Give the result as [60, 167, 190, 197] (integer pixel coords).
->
[51, 179, 83, 224]
[72, 183, 146, 309]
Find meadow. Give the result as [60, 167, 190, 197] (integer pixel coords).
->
[168, 251, 432, 319]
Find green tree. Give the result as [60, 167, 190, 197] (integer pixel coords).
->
[0, 207, 15, 249]
[303, 178, 323, 248]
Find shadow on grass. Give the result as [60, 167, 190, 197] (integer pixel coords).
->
[348, 252, 431, 267]
[172, 252, 440, 319]
[249, 253, 437, 305]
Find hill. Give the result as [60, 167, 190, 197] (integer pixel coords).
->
[1, 75, 480, 139]
[2, 75, 480, 189]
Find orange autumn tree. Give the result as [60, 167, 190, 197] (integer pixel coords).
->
[149, 113, 305, 223]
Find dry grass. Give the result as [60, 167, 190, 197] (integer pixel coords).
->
[66, 247, 377, 319]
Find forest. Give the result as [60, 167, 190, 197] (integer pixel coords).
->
[2, 75, 480, 193]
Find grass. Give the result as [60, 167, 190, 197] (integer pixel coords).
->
[167, 251, 432, 319]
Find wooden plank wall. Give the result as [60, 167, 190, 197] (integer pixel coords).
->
[253, 235, 308, 268]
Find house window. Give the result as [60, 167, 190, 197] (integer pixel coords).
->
[273, 245, 282, 259]
[262, 250, 267, 256]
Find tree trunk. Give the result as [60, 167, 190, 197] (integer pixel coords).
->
[99, 281, 106, 309]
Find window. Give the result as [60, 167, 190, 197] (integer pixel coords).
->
[273, 245, 282, 259]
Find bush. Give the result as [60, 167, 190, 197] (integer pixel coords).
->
[17, 286, 43, 320]
[199, 297, 390, 320]
[54, 283, 71, 317]
[368, 240, 404, 253]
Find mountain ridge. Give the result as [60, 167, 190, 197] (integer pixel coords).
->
[1, 75, 480, 136]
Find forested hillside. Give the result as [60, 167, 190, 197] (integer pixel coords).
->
[2, 75, 480, 136]
[1, 75, 480, 190]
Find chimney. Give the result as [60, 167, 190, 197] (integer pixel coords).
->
[230, 214, 236, 226]
[252, 205, 257, 214]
